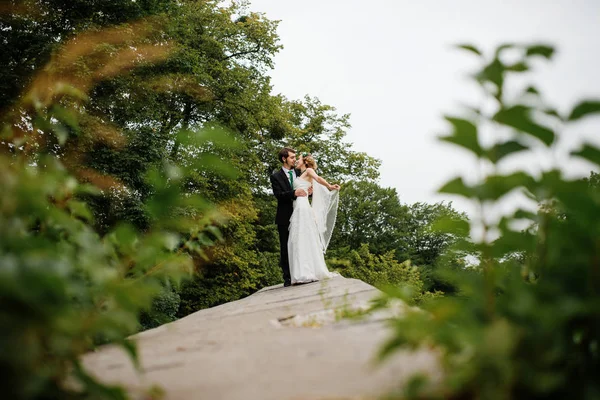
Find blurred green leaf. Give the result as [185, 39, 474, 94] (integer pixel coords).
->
[378, 333, 410, 361]
[53, 123, 69, 145]
[110, 224, 138, 255]
[181, 195, 214, 214]
[493, 105, 555, 146]
[492, 229, 536, 258]
[567, 100, 600, 121]
[524, 86, 540, 95]
[456, 44, 482, 56]
[476, 58, 504, 91]
[543, 108, 562, 120]
[120, 339, 140, 370]
[32, 114, 53, 133]
[192, 153, 239, 179]
[525, 44, 555, 59]
[432, 214, 470, 237]
[571, 144, 600, 166]
[51, 105, 80, 133]
[480, 172, 535, 201]
[530, 169, 562, 198]
[440, 117, 483, 157]
[553, 179, 600, 227]
[1, 124, 13, 140]
[439, 177, 473, 198]
[54, 82, 89, 101]
[75, 183, 103, 196]
[483, 318, 517, 355]
[506, 62, 529, 72]
[495, 43, 516, 56]
[205, 225, 224, 242]
[404, 374, 430, 399]
[67, 200, 93, 222]
[486, 140, 529, 163]
[512, 208, 537, 221]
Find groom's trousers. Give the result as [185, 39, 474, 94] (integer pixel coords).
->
[277, 223, 292, 286]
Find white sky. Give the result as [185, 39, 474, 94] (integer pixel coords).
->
[249, 0, 600, 218]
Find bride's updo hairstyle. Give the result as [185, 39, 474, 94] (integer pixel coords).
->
[302, 153, 317, 170]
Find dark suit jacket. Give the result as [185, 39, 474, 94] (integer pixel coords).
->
[270, 168, 297, 225]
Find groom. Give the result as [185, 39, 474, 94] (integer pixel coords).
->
[270, 147, 309, 287]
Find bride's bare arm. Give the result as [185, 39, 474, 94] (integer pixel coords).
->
[305, 168, 340, 190]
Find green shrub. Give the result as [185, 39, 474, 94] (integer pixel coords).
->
[139, 284, 181, 331]
[328, 244, 438, 304]
[0, 152, 213, 399]
[0, 19, 234, 399]
[378, 43, 600, 399]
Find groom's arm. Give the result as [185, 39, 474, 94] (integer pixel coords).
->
[270, 174, 297, 201]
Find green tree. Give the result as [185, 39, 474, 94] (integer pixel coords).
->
[0, 0, 173, 112]
[330, 181, 467, 271]
[402, 201, 470, 293]
[274, 96, 381, 184]
[330, 180, 408, 254]
[402, 202, 468, 266]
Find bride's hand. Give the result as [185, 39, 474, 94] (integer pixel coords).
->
[295, 188, 308, 197]
[330, 184, 341, 191]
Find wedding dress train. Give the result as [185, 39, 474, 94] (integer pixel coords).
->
[288, 177, 339, 284]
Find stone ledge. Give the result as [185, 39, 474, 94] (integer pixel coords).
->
[82, 276, 440, 400]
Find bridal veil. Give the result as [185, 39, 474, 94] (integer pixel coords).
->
[311, 181, 339, 253]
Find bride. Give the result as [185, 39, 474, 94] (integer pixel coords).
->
[288, 153, 341, 285]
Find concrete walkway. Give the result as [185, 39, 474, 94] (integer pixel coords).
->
[82, 277, 440, 399]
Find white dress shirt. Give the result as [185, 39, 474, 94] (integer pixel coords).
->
[281, 166, 297, 183]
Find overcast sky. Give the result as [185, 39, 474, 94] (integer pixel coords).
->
[249, 0, 600, 217]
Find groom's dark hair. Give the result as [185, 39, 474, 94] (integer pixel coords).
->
[278, 147, 296, 163]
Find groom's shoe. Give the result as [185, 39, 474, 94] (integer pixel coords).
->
[284, 281, 291, 287]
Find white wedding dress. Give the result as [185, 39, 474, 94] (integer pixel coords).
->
[288, 177, 340, 284]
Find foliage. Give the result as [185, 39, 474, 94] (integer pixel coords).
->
[378, 43, 600, 399]
[273, 96, 381, 184]
[329, 181, 468, 296]
[0, 143, 224, 399]
[0, 8, 236, 400]
[177, 194, 268, 314]
[402, 202, 469, 266]
[327, 244, 437, 305]
[585, 170, 600, 189]
[0, 0, 174, 112]
[330, 180, 409, 255]
[139, 283, 181, 331]
[404, 202, 471, 294]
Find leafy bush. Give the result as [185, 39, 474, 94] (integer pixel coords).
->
[378, 43, 600, 399]
[139, 283, 181, 331]
[328, 244, 438, 304]
[0, 150, 219, 399]
[0, 18, 233, 400]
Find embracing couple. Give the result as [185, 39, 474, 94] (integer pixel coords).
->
[270, 147, 341, 287]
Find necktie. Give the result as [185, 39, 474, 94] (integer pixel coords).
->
[288, 170, 294, 187]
